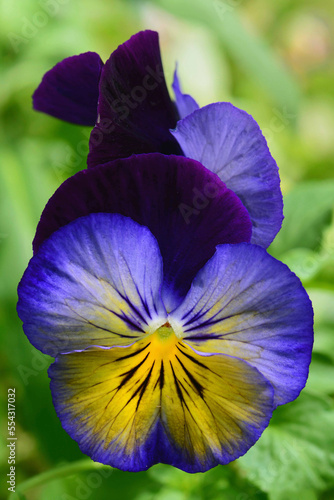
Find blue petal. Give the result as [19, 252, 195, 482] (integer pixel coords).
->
[172, 243, 314, 407]
[17, 214, 166, 356]
[33, 52, 103, 126]
[172, 65, 199, 119]
[171, 102, 284, 247]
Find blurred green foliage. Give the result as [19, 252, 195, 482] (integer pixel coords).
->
[1, 0, 333, 499]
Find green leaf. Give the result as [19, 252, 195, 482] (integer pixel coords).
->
[306, 356, 334, 395]
[308, 289, 334, 362]
[269, 489, 317, 500]
[148, 463, 266, 500]
[279, 247, 323, 281]
[237, 393, 334, 498]
[270, 181, 334, 257]
[11, 459, 111, 498]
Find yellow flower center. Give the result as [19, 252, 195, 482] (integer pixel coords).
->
[149, 322, 179, 359]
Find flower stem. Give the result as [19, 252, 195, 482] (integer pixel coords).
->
[8, 459, 111, 499]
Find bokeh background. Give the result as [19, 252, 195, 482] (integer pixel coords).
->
[1, 0, 334, 498]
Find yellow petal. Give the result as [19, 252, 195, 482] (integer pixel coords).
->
[49, 325, 273, 471]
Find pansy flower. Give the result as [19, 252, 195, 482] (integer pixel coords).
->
[32, 154, 252, 311]
[18, 154, 313, 473]
[33, 30, 283, 248]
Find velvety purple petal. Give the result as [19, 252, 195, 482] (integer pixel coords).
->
[172, 243, 314, 407]
[33, 153, 252, 311]
[33, 52, 103, 126]
[171, 103, 283, 248]
[172, 66, 199, 119]
[17, 214, 166, 356]
[88, 30, 182, 167]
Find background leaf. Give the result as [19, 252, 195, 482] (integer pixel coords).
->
[270, 181, 334, 257]
[237, 393, 334, 499]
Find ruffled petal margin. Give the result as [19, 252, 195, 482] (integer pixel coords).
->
[171, 102, 284, 248]
[172, 243, 314, 407]
[17, 214, 166, 356]
[49, 339, 274, 472]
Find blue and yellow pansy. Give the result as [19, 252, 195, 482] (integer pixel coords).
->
[18, 30, 313, 473]
[17, 162, 313, 472]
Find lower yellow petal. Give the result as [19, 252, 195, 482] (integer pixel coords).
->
[49, 326, 274, 472]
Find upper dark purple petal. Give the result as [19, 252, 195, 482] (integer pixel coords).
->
[87, 30, 182, 167]
[33, 153, 252, 311]
[33, 52, 103, 126]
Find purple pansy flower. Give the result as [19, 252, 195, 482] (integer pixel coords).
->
[32, 153, 252, 311]
[17, 154, 313, 473]
[33, 30, 283, 248]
